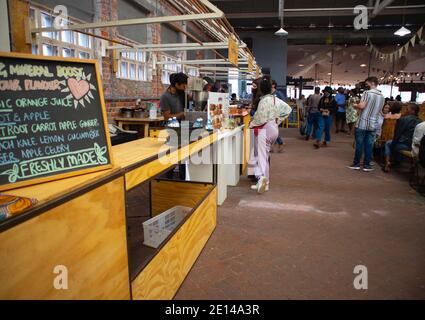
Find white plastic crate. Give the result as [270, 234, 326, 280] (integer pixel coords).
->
[143, 206, 192, 248]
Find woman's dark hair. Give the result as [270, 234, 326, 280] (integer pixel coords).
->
[271, 80, 277, 87]
[391, 102, 402, 114]
[252, 77, 263, 109]
[260, 77, 272, 95]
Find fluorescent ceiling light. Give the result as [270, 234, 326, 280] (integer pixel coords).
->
[309, 23, 316, 28]
[360, 64, 367, 67]
[256, 25, 263, 29]
[394, 26, 411, 37]
[327, 72, 332, 75]
[298, 64, 304, 67]
[274, 27, 288, 36]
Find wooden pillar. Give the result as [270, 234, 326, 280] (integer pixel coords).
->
[8, 0, 31, 53]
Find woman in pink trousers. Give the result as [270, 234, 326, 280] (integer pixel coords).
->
[250, 78, 292, 193]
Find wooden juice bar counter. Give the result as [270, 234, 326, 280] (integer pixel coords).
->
[0, 133, 218, 300]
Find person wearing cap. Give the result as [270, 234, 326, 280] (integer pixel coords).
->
[313, 86, 337, 149]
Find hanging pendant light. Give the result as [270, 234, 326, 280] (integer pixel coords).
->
[394, 0, 411, 37]
[275, 27, 288, 36]
[275, 0, 288, 37]
[394, 26, 411, 37]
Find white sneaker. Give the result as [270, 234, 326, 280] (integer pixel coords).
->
[257, 176, 267, 194]
[250, 184, 258, 190]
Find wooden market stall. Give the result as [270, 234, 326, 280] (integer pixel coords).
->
[0, 133, 218, 300]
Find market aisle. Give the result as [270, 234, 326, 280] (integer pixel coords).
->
[175, 128, 425, 300]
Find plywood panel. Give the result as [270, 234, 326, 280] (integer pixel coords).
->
[125, 133, 217, 190]
[112, 138, 169, 169]
[151, 180, 213, 216]
[131, 188, 217, 300]
[5, 168, 119, 210]
[0, 177, 130, 300]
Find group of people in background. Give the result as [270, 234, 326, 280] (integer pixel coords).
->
[302, 76, 424, 173]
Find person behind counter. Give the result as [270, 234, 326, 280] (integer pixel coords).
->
[160, 72, 188, 121]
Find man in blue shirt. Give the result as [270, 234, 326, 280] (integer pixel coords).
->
[335, 87, 347, 133]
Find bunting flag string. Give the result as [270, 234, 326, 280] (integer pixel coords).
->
[367, 23, 424, 62]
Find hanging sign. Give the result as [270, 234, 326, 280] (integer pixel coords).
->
[256, 65, 261, 78]
[0, 52, 113, 191]
[228, 37, 238, 67]
[248, 55, 253, 73]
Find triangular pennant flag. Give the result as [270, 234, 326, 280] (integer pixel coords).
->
[350, 53, 356, 60]
[326, 51, 332, 58]
[399, 47, 403, 58]
[417, 26, 423, 40]
[410, 35, 416, 47]
[311, 55, 316, 61]
[404, 43, 409, 54]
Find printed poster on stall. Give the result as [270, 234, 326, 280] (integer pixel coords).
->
[0, 52, 113, 191]
[207, 92, 229, 130]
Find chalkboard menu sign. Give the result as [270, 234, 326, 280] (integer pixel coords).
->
[0, 52, 113, 191]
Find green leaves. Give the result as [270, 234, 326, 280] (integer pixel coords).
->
[94, 143, 108, 164]
[2, 164, 20, 183]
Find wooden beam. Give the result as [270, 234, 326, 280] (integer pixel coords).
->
[8, 0, 31, 53]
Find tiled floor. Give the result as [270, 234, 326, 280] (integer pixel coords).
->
[175, 128, 425, 299]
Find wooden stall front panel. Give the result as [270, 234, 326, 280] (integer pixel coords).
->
[0, 177, 130, 300]
[131, 187, 217, 300]
[151, 180, 213, 216]
[124, 133, 217, 190]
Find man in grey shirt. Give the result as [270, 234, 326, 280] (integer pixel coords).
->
[348, 76, 385, 172]
[160, 72, 188, 121]
[304, 87, 322, 140]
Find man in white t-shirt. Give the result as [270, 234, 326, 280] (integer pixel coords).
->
[412, 121, 425, 158]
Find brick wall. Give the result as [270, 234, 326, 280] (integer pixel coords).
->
[98, 0, 208, 119]
[8, 0, 212, 119]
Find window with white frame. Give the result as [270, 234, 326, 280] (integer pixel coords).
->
[30, 6, 94, 59]
[117, 50, 149, 81]
[161, 54, 182, 85]
[186, 67, 199, 77]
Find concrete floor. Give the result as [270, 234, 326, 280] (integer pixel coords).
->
[175, 128, 425, 300]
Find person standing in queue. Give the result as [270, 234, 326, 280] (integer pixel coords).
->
[314, 86, 337, 149]
[160, 72, 188, 122]
[335, 87, 347, 133]
[305, 87, 322, 141]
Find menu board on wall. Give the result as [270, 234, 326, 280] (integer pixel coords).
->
[0, 52, 113, 191]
